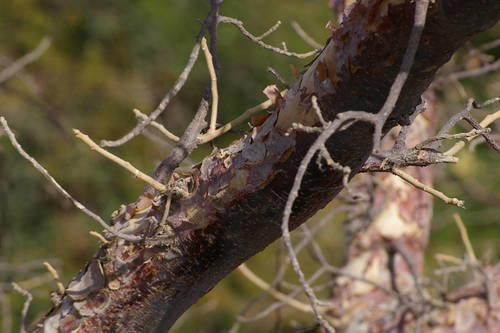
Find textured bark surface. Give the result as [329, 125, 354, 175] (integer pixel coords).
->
[32, 1, 500, 332]
[330, 92, 436, 330]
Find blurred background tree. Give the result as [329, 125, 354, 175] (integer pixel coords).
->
[0, 1, 498, 332]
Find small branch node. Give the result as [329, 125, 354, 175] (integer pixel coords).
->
[74, 129, 167, 193]
[11, 282, 33, 333]
[201, 37, 219, 133]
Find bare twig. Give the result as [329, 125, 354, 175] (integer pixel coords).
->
[440, 58, 500, 82]
[237, 268, 327, 323]
[218, 16, 318, 59]
[133, 109, 180, 142]
[478, 37, 500, 53]
[201, 37, 219, 133]
[237, 264, 315, 313]
[435, 98, 496, 140]
[0, 37, 51, 86]
[415, 128, 491, 150]
[446, 109, 500, 155]
[0, 117, 140, 242]
[160, 193, 173, 225]
[311, 96, 328, 127]
[435, 253, 464, 266]
[11, 282, 32, 333]
[392, 243, 425, 302]
[290, 21, 322, 50]
[74, 129, 167, 192]
[453, 214, 478, 263]
[207, 0, 222, 74]
[152, 97, 208, 187]
[267, 67, 290, 88]
[100, 41, 201, 148]
[391, 167, 464, 208]
[300, 225, 397, 298]
[198, 90, 285, 143]
[256, 20, 282, 40]
[43, 262, 65, 294]
[281, 111, 378, 332]
[100, 0, 225, 148]
[89, 231, 109, 244]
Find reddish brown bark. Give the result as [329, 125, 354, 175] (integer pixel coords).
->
[32, 1, 500, 332]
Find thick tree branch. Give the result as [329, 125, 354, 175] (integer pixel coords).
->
[31, 1, 500, 332]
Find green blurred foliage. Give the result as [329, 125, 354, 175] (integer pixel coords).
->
[0, 1, 498, 332]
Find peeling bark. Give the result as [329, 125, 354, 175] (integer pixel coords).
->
[32, 1, 500, 332]
[329, 91, 436, 331]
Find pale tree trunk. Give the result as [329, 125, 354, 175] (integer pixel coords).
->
[329, 91, 500, 331]
[32, 1, 500, 332]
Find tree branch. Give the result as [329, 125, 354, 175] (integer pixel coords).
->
[30, 1, 500, 332]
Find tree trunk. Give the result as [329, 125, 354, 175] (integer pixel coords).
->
[32, 1, 500, 332]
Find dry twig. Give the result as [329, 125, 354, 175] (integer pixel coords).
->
[133, 109, 180, 142]
[74, 129, 167, 192]
[43, 262, 65, 294]
[99, 0, 224, 148]
[237, 264, 315, 313]
[290, 21, 322, 50]
[391, 167, 464, 208]
[89, 231, 109, 244]
[453, 214, 478, 263]
[218, 16, 318, 59]
[439, 58, 500, 82]
[446, 109, 500, 155]
[0, 117, 140, 242]
[201, 37, 219, 133]
[282, 110, 378, 332]
[256, 20, 282, 41]
[11, 283, 32, 333]
[0, 37, 51, 86]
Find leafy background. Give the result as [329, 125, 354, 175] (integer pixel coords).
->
[0, 1, 499, 332]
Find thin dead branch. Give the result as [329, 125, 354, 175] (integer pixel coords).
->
[89, 231, 109, 244]
[218, 16, 318, 59]
[391, 167, 464, 207]
[201, 37, 219, 133]
[74, 129, 167, 192]
[453, 214, 478, 263]
[11, 283, 32, 333]
[133, 109, 180, 142]
[291, 21, 322, 50]
[237, 264, 315, 313]
[197, 90, 285, 143]
[0, 117, 141, 242]
[439, 58, 500, 82]
[99, 0, 224, 148]
[42, 262, 64, 295]
[0, 37, 51, 86]
[256, 20, 282, 40]
[446, 109, 500, 155]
